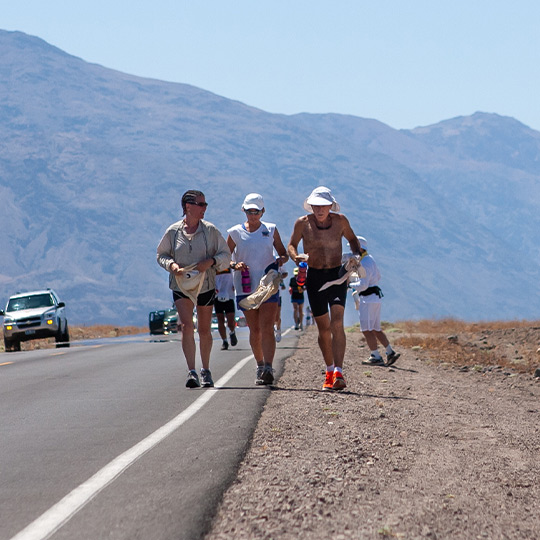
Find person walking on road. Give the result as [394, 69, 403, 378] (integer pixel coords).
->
[274, 270, 287, 343]
[288, 186, 361, 391]
[347, 236, 400, 366]
[214, 268, 238, 350]
[289, 267, 305, 330]
[227, 193, 288, 385]
[157, 190, 231, 389]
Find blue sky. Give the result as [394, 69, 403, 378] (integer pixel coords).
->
[3, 0, 540, 131]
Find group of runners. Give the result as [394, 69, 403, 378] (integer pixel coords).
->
[157, 186, 399, 391]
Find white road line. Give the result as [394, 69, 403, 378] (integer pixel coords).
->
[10, 352, 256, 540]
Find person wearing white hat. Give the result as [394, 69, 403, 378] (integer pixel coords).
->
[227, 193, 289, 385]
[288, 186, 362, 391]
[157, 189, 231, 389]
[346, 236, 400, 366]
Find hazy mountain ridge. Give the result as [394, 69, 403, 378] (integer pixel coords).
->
[1, 29, 539, 325]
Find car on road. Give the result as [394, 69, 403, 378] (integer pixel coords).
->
[0, 289, 70, 352]
[148, 308, 179, 335]
[191, 312, 219, 332]
[235, 315, 247, 327]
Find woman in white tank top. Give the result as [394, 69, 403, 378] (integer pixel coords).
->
[227, 193, 288, 386]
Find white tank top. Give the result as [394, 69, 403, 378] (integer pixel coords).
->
[227, 221, 276, 295]
[215, 272, 234, 301]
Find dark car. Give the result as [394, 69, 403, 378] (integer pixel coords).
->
[149, 308, 179, 335]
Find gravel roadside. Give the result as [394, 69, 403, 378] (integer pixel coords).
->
[207, 326, 540, 540]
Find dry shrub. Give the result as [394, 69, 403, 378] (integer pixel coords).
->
[396, 335, 498, 367]
[6, 325, 147, 352]
[397, 318, 540, 334]
[393, 319, 540, 374]
[73, 324, 146, 339]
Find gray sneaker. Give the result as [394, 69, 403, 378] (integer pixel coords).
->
[186, 370, 201, 388]
[200, 369, 214, 387]
[362, 355, 384, 365]
[386, 351, 400, 366]
[261, 365, 275, 386]
[255, 365, 265, 385]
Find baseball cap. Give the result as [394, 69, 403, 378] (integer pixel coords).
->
[242, 193, 264, 211]
[303, 186, 340, 212]
[346, 236, 368, 249]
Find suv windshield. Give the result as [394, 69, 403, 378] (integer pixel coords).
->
[7, 294, 54, 311]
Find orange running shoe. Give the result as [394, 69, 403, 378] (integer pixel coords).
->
[332, 371, 347, 390]
[323, 371, 334, 391]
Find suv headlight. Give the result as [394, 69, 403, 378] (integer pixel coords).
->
[43, 309, 57, 324]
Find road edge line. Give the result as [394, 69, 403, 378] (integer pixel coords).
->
[10, 353, 256, 540]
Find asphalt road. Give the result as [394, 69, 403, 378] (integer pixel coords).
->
[0, 327, 299, 540]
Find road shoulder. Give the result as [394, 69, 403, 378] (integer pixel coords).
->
[207, 326, 540, 539]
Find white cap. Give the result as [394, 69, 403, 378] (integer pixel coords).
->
[347, 235, 367, 249]
[303, 186, 340, 212]
[242, 193, 264, 211]
[357, 236, 367, 249]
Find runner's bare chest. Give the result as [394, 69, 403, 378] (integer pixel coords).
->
[302, 215, 344, 268]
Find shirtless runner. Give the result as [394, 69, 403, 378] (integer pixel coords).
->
[288, 186, 361, 390]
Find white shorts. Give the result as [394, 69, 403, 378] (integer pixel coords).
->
[358, 301, 381, 332]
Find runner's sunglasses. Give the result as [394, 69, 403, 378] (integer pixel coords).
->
[187, 201, 208, 207]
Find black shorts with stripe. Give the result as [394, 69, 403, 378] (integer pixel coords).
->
[305, 266, 347, 318]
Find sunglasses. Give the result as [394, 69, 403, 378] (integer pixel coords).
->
[245, 209, 262, 215]
[187, 201, 208, 208]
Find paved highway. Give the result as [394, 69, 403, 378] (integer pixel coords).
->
[0, 328, 299, 540]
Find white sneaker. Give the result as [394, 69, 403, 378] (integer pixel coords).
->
[362, 354, 384, 365]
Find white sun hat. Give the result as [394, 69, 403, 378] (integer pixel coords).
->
[303, 186, 340, 212]
[242, 193, 264, 211]
[174, 265, 206, 305]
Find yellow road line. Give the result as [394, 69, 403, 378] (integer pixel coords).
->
[0, 361, 14, 366]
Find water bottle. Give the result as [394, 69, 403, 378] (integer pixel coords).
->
[241, 268, 251, 293]
[185, 270, 200, 279]
[296, 261, 307, 287]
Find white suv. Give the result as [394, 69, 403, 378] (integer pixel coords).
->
[0, 289, 70, 352]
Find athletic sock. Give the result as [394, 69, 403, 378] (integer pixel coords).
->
[326, 364, 334, 373]
[385, 345, 393, 355]
[334, 366, 343, 374]
[371, 350, 382, 358]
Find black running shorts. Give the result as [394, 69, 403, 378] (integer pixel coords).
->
[173, 289, 216, 307]
[214, 298, 235, 315]
[305, 266, 347, 318]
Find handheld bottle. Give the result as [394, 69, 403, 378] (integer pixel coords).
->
[241, 268, 251, 293]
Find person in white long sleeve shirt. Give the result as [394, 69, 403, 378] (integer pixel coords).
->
[348, 236, 400, 366]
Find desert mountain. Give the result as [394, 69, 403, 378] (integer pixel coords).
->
[1, 30, 539, 325]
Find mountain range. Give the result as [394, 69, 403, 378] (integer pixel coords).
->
[1, 29, 539, 326]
